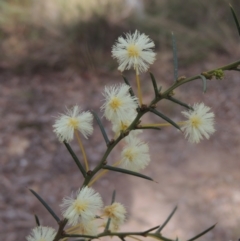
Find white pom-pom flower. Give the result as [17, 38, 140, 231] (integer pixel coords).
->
[26, 226, 56, 241]
[53, 105, 93, 143]
[61, 186, 103, 226]
[112, 30, 156, 74]
[111, 111, 142, 138]
[103, 202, 126, 225]
[68, 220, 98, 237]
[181, 103, 215, 143]
[101, 83, 138, 122]
[120, 135, 151, 172]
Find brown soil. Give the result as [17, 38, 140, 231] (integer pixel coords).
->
[1, 53, 240, 241]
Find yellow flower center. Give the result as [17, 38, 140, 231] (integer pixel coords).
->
[104, 204, 116, 218]
[68, 118, 79, 129]
[110, 97, 122, 111]
[127, 44, 140, 57]
[73, 200, 88, 213]
[124, 149, 134, 162]
[120, 121, 129, 131]
[190, 116, 202, 128]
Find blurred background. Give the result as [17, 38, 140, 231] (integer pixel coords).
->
[1, 0, 240, 240]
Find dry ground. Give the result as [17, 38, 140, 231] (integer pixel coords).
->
[1, 53, 240, 241]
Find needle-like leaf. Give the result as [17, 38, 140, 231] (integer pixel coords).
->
[29, 189, 60, 223]
[64, 141, 86, 177]
[143, 225, 160, 234]
[104, 217, 112, 232]
[166, 96, 193, 110]
[92, 111, 110, 145]
[199, 75, 207, 93]
[122, 75, 135, 97]
[149, 72, 160, 98]
[230, 4, 240, 36]
[187, 223, 216, 241]
[103, 165, 153, 181]
[150, 108, 181, 131]
[172, 32, 178, 82]
[34, 214, 40, 226]
[111, 190, 116, 204]
[156, 206, 177, 233]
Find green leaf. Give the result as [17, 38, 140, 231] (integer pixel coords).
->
[111, 190, 116, 204]
[104, 190, 116, 232]
[29, 189, 60, 223]
[104, 217, 112, 232]
[167, 96, 193, 110]
[64, 141, 86, 177]
[103, 165, 154, 181]
[34, 214, 40, 226]
[92, 111, 110, 146]
[187, 223, 216, 241]
[150, 108, 181, 130]
[143, 225, 160, 234]
[149, 72, 160, 98]
[199, 75, 207, 93]
[149, 233, 173, 241]
[230, 4, 240, 36]
[172, 32, 178, 82]
[122, 75, 135, 97]
[102, 190, 116, 232]
[156, 206, 177, 233]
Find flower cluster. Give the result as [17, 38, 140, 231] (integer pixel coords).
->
[101, 83, 141, 137]
[27, 29, 218, 241]
[61, 187, 126, 236]
[100, 83, 151, 172]
[27, 187, 127, 239]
